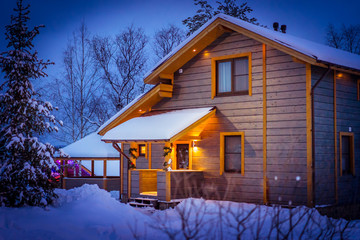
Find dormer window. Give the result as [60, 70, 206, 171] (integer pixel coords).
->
[211, 52, 252, 98]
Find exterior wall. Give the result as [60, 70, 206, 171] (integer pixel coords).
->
[335, 72, 360, 204]
[151, 143, 165, 169]
[312, 67, 360, 205]
[170, 171, 204, 199]
[265, 47, 307, 205]
[312, 67, 336, 205]
[152, 32, 308, 205]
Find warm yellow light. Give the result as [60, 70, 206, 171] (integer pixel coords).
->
[140, 145, 146, 155]
[192, 49, 196, 52]
[336, 73, 343, 78]
[192, 141, 198, 152]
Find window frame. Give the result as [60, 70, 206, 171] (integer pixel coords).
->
[339, 132, 355, 176]
[211, 52, 252, 99]
[220, 132, 245, 175]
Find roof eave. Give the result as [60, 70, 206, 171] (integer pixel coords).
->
[98, 83, 173, 136]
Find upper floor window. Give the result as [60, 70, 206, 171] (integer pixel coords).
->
[211, 53, 252, 99]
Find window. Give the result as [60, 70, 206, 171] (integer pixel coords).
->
[138, 144, 146, 157]
[220, 132, 245, 175]
[339, 132, 355, 176]
[211, 53, 252, 99]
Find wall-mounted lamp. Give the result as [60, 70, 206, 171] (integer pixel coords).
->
[192, 141, 198, 152]
[336, 72, 343, 78]
[192, 49, 196, 52]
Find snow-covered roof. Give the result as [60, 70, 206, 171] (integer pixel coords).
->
[97, 89, 150, 134]
[102, 107, 215, 142]
[60, 132, 119, 158]
[144, 14, 360, 79]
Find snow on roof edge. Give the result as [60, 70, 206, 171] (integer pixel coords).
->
[97, 86, 155, 134]
[144, 13, 360, 79]
[101, 107, 215, 142]
[59, 132, 119, 158]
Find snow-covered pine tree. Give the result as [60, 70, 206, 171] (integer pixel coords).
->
[0, 0, 62, 207]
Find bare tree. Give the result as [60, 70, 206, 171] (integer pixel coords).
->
[92, 25, 148, 111]
[153, 24, 185, 60]
[50, 22, 108, 144]
[326, 23, 360, 54]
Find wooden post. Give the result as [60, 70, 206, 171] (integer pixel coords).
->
[103, 160, 107, 191]
[128, 170, 132, 199]
[166, 171, 171, 202]
[120, 152, 123, 195]
[148, 143, 152, 169]
[91, 160, 94, 177]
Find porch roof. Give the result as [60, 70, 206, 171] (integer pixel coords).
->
[101, 107, 216, 142]
[58, 132, 119, 159]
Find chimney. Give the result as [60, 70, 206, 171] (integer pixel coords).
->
[280, 25, 287, 33]
[273, 22, 279, 31]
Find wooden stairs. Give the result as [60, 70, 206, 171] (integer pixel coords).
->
[128, 197, 182, 209]
[128, 197, 159, 208]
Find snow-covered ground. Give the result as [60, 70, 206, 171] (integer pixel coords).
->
[0, 184, 359, 240]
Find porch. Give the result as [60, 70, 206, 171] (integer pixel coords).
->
[129, 169, 204, 201]
[58, 158, 121, 191]
[101, 107, 216, 202]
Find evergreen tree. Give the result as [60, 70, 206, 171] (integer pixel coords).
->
[183, 0, 258, 36]
[0, 0, 61, 207]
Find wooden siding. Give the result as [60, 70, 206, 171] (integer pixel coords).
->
[312, 66, 360, 205]
[312, 66, 336, 205]
[335, 72, 360, 204]
[152, 32, 308, 205]
[151, 143, 165, 169]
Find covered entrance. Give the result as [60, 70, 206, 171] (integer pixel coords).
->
[102, 107, 216, 201]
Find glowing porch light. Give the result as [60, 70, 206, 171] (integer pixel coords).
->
[192, 49, 196, 52]
[336, 72, 343, 78]
[192, 141, 198, 152]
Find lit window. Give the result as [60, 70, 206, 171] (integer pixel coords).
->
[340, 132, 355, 176]
[220, 132, 244, 175]
[138, 144, 146, 157]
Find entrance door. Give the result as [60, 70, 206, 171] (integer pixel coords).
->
[176, 144, 189, 169]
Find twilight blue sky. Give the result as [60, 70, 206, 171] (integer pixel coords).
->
[0, 0, 359, 79]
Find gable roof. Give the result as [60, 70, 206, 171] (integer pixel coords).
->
[144, 14, 360, 84]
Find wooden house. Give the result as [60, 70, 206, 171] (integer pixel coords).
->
[61, 14, 360, 207]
